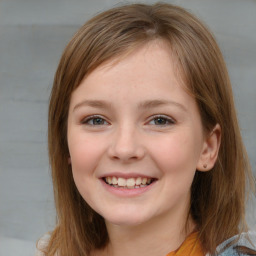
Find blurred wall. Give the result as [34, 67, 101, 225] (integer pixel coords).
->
[0, 0, 255, 255]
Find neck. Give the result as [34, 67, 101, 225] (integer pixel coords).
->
[101, 212, 195, 256]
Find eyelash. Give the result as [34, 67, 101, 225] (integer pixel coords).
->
[81, 114, 175, 127]
[147, 115, 176, 126]
[81, 115, 109, 126]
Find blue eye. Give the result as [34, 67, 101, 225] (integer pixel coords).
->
[82, 116, 109, 126]
[148, 115, 175, 126]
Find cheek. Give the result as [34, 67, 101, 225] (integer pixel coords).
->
[148, 131, 202, 174]
[67, 132, 106, 206]
[68, 131, 105, 176]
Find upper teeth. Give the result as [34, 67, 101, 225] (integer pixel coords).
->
[105, 177, 152, 187]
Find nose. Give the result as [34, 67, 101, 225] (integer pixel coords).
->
[107, 125, 145, 162]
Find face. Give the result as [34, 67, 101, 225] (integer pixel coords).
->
[67, 41, 207, 227]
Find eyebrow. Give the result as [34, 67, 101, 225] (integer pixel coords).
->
[73, 100, 112, 112]
[73, 99, 187, 112]
[138, 99, 187, 112]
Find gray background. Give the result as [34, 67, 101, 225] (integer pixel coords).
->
[0, 0, 255, 255]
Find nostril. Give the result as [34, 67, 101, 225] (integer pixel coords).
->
[107, 133, 146, 161]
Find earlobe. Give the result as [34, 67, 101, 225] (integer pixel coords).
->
[197, 124, 221, 172]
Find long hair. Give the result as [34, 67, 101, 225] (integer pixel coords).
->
[46, 3, 255, 255]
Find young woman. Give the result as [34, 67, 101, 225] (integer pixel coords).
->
[37, 3, 256, 256]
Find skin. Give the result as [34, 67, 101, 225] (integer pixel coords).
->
[67, 40, 221, 256]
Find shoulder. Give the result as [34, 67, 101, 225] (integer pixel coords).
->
[35, 233, 51, 256]
[213, 231, 256, 256]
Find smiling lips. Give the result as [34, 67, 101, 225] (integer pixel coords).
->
[104, 176, 155, 189]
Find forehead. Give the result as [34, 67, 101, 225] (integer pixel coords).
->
[81, 39, 186, 89]
[69, 40, 196, 113]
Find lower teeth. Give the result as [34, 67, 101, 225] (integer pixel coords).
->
[110, 184, 148, 189]
[104, 178, 154, 188]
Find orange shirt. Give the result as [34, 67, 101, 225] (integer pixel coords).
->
[166, 232, 204, 256]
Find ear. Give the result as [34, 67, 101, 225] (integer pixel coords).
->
[197, 124, 221, 172]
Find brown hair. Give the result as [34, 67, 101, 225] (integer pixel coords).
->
[46, 3, 255, 255]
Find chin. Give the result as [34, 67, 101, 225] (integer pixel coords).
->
[106, 217, 146, 227]
[102, 210, 150, 227]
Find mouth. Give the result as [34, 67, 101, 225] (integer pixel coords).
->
[103, 176, 156, 189]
